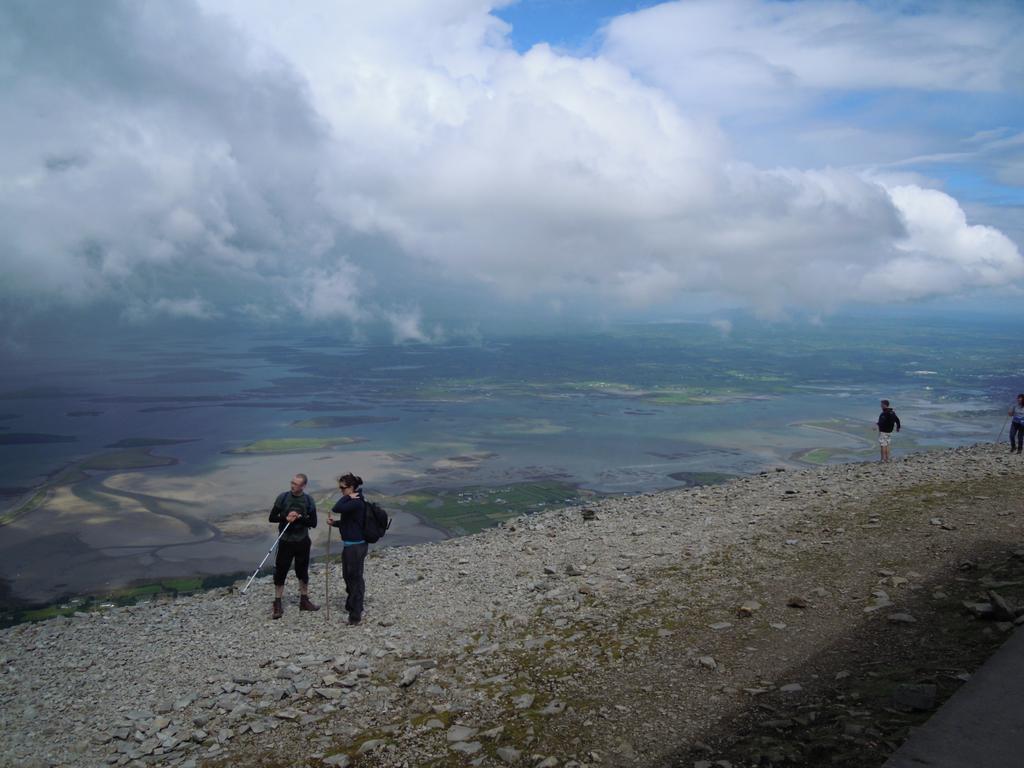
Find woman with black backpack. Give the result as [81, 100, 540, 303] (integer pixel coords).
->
[327, 473, 368, 625]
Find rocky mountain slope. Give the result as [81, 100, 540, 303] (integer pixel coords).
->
[2, 444, 1022, 768]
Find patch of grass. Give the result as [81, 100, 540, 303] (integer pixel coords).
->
[0, 487, 48, 526]
[0, 572, 245, 628]
[80, 449, 178, 471]
[103, 438, 195, 448]
[225, 436, 364, 454]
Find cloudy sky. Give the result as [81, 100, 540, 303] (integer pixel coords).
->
[1, 0, 1022, 341]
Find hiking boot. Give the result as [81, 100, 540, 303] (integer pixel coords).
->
[299, 595, 320, 612]
[348, 613, 361, 626]
[271, 598, 283, 620]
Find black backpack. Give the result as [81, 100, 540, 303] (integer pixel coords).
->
[362, 498, 392, 543]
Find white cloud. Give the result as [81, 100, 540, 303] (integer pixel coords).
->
[292, 264, 366, 323]
[710, 318, 733, 336]
[601, 0, 1024, 110]
[381, 307, 445, 344]
[869, 184, 1024, 298]
[0, 0, 1021, 335]
[123, 296, 219, 322]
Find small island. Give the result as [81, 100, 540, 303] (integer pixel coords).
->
[224, 436, 366, 455]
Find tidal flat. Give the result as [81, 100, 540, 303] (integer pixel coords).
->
[0, 314, 1014, 611]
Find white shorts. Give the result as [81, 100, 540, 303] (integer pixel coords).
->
[878, 432, 893, 447]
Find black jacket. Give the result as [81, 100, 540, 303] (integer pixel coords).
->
[269, 491, 317, 541]
[332, 491, 366, 543]
[878, 409, 901, 433]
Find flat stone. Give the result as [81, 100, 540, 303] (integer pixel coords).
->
[539, 700, 566, 715]
[512, 693, 535, 709]
[863, 600, 894, 613]
[447, 724, 479, 742]
[963, 601, 996, 619]
[988, 591, 1016, 621]
[888, 613, 917, 624]
[323, 755, 351, 767]
[892, 683, 937, 711]
[357, 739, 386, 755]
[496, 746, 522, 764]
[450, 741, 482, 755]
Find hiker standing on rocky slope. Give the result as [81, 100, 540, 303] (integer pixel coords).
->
[877, 399, 901, 463]
[1009, 394, 1024, 455]
[268, 473, 320, 619]
[327, 473, 368, 626]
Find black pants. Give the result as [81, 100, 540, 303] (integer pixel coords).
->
[342, 543, 368, 618]
[273, 537, 311, 586]
[1011, 421, 1024, 451]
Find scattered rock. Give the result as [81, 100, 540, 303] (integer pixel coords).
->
[737, 600, 762, 616]
[399, 666, 422, 687]
[892, 683, 937, 711]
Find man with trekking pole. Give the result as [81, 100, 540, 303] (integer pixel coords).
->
[268, 473, 319, 619]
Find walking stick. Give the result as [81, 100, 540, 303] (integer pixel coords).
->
[996, 411, 1011, 443]
[325, 524, 331, 620]
[241, 522, 291, 594]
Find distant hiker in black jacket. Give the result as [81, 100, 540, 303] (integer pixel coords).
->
[877, 399, 901, 463]
[327, 473, 368, 625]
[268, 473, 319, 619]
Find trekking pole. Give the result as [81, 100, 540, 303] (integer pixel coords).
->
[241, 522, 291, 594]
[996, 411, 1011, 443]
[325, 524, 331, 620]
